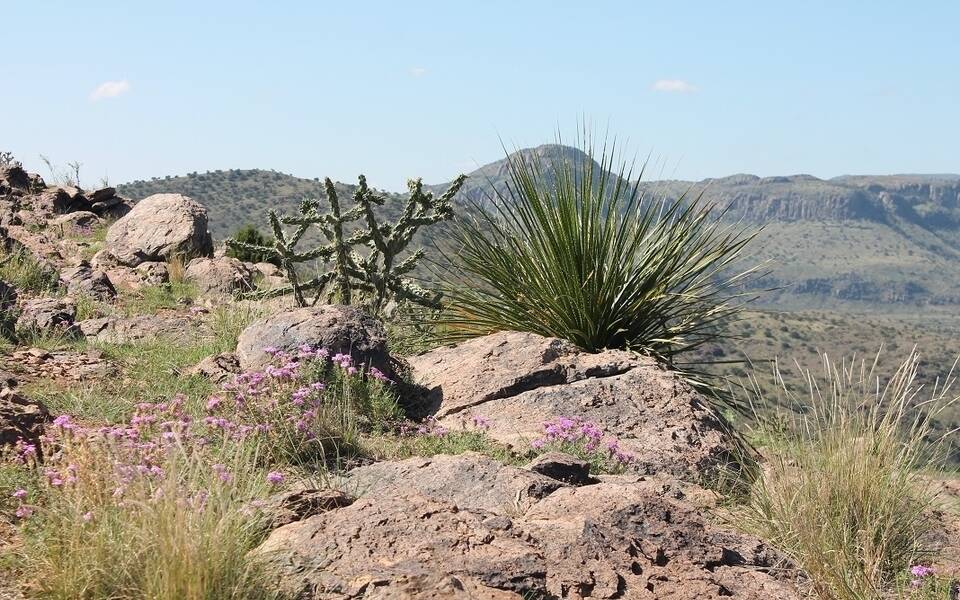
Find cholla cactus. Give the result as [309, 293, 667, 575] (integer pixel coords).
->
[227, 173, 466, 312]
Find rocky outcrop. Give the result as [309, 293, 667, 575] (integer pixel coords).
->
[59, 262, 116, 301]
[184, 256, 255, 299]
[347, 453, 565, 515]
[259, 487, 354, 529]
[15, 297, 77, 338]
[253, 454, 799, 599]
[408, 331, 740, 477]
[235, 304, 390, 372]
[103, 193, 213, 266]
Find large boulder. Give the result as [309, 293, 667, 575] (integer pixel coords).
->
[103, 193, 213, 266]
[407, 331, 740, 477]
[236, 304, 390, 372]
[184, 256, 255, 299]
[253, 454, 799, 599]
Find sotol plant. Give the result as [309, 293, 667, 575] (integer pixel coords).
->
[227, 174, 465, 313]
[436, 139, 760, 363]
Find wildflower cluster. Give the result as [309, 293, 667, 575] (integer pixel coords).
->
[8, 344, 399, 523]
[530, 416, 635, 473]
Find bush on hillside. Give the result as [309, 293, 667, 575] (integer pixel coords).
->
[225, 224, 279, 266]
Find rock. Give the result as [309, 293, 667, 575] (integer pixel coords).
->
[347, 453, 565, 515]
[103, 193, 213, 266]
[253, 477, 800, 599]
[79, 313, 207, 344]
[252, 493, 547, 599]
[59, 262, 116, 301]
[15, 297, 77, 337]
[0, 165, 34, 194]
[50, 210, 100, 232]
[525, 452, 593, 486]
[101, 261, 169, 291]
[259, 487, 354, 529]
[90, 187, 116, 202]
[521, 482, 799, 599]
[91, 197, 133, 220]
[408, 331, 741, 478]
[7, 348, 114, 382]
[0, 387, 50, 449]
[250, 261, 286, 289]
[0, 368, 17, 389]
[236, 304, 390, 372]
[186, 352, 241, 383]
[31, 187, 91, 216]
[184, 256, 255, 299]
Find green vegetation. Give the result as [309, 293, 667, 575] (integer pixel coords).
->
[227, 173, 465, 312]
[225, 224, 278, 265]
[0, 247, 60, 295]
[738, 350, 956, 600]
[436, 140, 759, 362]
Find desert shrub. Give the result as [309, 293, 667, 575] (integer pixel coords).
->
[738, 350, 957, 599]
[436, 139, 759, 362]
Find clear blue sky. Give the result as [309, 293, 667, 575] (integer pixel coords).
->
[3, 1, 957, 191]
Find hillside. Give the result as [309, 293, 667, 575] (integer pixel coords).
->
[117, 145, 960, 310]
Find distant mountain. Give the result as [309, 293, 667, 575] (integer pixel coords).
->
[116, 145, 960, 310]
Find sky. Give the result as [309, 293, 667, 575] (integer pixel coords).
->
[2, 1, 958, 192]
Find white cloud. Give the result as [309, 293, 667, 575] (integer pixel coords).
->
[89, 80, 131, 101]
[651, 79, 698, 93]
[409, 67, 428, 78]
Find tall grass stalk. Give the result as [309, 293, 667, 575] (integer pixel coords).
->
[436, 137, 761, 362]
[739, 350, 959, 600]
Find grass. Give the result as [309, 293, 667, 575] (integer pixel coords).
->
[0, 247, 59, 295]
[11, 434, 277, 599]
[737, 350, 958, 599]
[118, 281, 198, 316]
[23, 336, 218, 423]
[208, 302, 266, 354]
[436, 136, 760, 362]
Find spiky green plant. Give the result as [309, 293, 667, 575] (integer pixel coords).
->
[435, 140, 761, 362]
